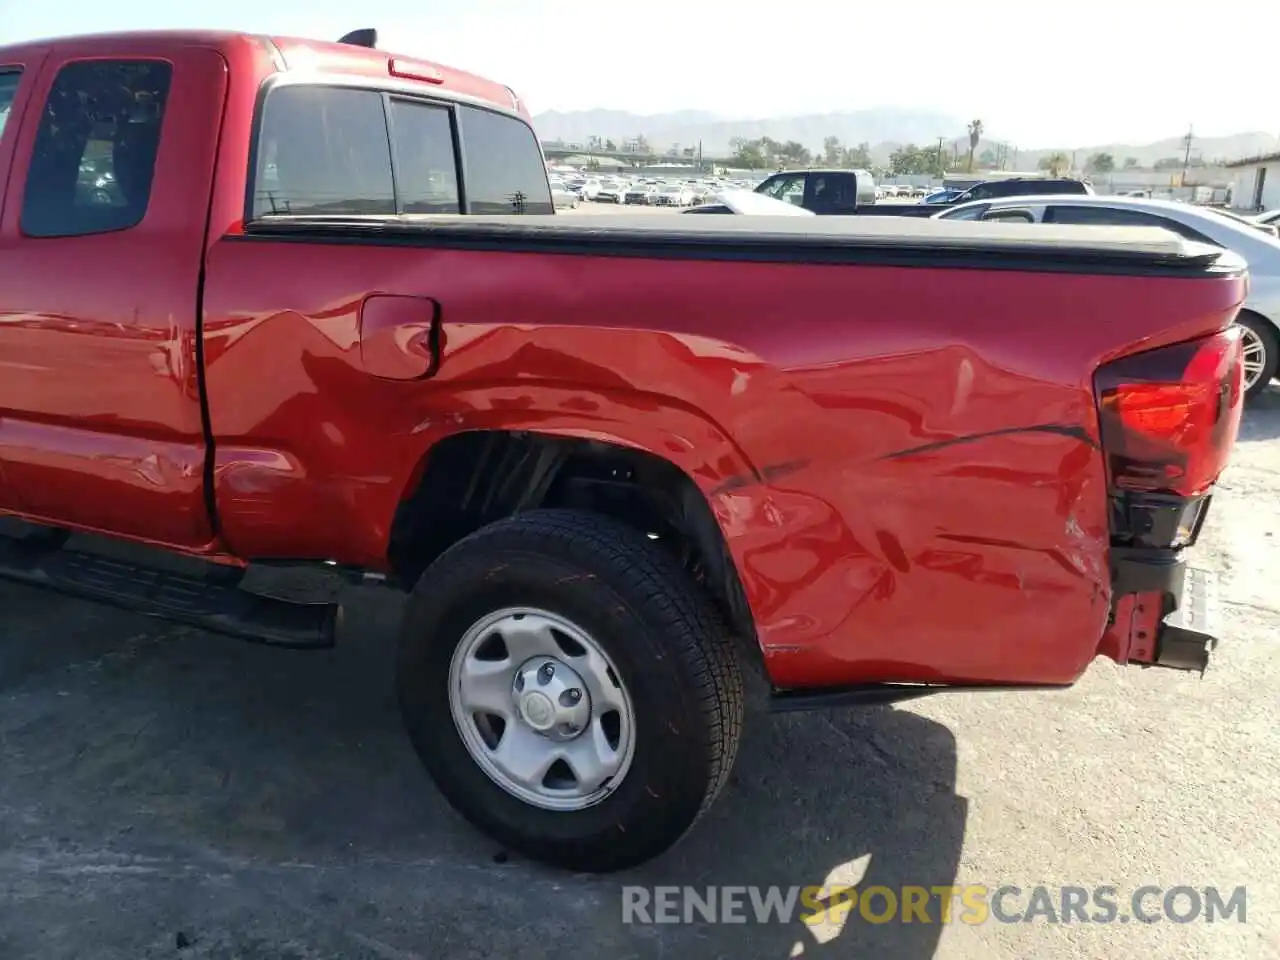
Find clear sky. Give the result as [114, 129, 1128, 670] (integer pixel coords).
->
[2, 0, 1275, 148]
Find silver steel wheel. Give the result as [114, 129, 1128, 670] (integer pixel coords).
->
[448, 607, 636, 812]
[1241, 324, 1267, 391]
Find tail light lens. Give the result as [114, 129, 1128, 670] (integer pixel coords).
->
[1095, 326, 1244, 497]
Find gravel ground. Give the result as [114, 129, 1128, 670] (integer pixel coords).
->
[0, 390, 1277, 960]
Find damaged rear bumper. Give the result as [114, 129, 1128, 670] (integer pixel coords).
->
[1101, 548, 1222, 675]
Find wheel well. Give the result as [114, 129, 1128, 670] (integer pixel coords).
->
[1238, 308, 1278, 337]
[388, 431, 758, 652]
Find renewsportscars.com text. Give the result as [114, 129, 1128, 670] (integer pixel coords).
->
[621, 884, 1247, 926]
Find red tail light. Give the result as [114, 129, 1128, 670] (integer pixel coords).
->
[1094, 327, 1244, 497]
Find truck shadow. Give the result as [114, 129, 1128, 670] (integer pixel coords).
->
[0, 581, 964, 960]
[620, 697, 965, 959]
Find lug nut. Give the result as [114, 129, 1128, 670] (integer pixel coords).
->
[539, 663, 555, 683]
[567, 689, 582, 703]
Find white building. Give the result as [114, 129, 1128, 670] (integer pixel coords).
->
[1225, 152, 1280, 212]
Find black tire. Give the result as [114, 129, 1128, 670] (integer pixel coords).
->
[1238, 312, 1278, 401]
[396, 508, 744, 873]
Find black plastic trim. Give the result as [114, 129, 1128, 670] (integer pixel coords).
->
[227, 220, 1246, 277]
[1111, 546, 1186, 597]
[0, 534, 338, 649]
[769, 681, 1068, 712]
[1109, 490, 1211, 548]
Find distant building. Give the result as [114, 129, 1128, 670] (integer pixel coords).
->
[1225, 152, 1280, 211]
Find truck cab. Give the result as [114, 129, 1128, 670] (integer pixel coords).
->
[754, 168, 876, 214]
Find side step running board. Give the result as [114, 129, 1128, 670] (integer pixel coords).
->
[0, 533, 338, 648]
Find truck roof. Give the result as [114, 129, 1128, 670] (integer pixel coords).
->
[0, 29, 523, 116]
[765, 168, 873, 177]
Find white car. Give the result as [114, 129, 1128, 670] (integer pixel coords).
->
[683, 189, 816, 216]
[595, 182, 626, 203]
[566, 178, 601, 201]
[624, 184, 657, 205]
[653, 184, 693, 207]
[549, 182, 580, 210]
[935, 194, 1280, 398]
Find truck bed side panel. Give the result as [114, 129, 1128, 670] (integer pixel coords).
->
[201, 236, 1244, 688]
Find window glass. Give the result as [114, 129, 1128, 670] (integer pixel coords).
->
[1045, 204, 1220, 244]
[253, 86, 394, 217]
[389, 99, 460, 214]
[760, 174, 804, 204]
[457, 106, 551, 214]
[961, 183, 998, 202]
[1044, 205, 1170, 229]
[21, 60, 171, 238]
[0, 70, 20, 138]
[941, 203, 990, 221]
[982, 209, 1036, 223]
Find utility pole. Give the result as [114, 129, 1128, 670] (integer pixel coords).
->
[936, 136, 945, 176]
[1181, 125, 1194, 186]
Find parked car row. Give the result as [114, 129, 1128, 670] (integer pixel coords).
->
[549, 171, 759, 207]
[876, 183, 930, 199]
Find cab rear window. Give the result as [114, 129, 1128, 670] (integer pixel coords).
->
[250, 84, 549, 218]
[252, 86, 395, 217]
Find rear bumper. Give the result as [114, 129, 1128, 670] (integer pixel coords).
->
[1101, 551, 1221, 674]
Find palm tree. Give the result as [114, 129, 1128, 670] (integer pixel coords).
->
[967, 119, 984, 172]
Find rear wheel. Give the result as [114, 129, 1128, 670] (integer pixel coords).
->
[397, 509, 744, 872]
[1238, 313, 1278, 400]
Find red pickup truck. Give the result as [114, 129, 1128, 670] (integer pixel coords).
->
[0, 28, 1245, 872]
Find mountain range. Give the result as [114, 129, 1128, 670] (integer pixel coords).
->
[532, 108, 1278, 169]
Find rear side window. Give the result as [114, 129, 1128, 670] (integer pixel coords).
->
[21, 60, 172, 238]
[253, 86, 395, 217]
[1044, 204, 1217, 244]
[457, 106, 552, 214]
[1045, 205, 1173, 229]
[0, 70, 20, 139]
[388, 99, 460, 214]
[942, 203, 990, 221]
[1025, 180, 1085, 196]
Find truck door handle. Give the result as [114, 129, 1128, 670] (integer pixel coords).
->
[357, 295, 442, 381]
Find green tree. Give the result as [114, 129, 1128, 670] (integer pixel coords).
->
[731, 136, 810, 170]
[1039, 151, 1069, 176]
[1087, 152, 1115, 174]
[843, 141, 872, 168]
[777, 140, 812, 167]
[604, 139, 617, 152]
[730, 136, 766, 169]
[890, 144, 932, 176]
[966, 119, 984, 172]
[1123, 156, 1139, 168]
[823, 135, 843, 165]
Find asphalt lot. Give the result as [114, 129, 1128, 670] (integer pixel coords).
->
[1, 394, 1278, 959]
